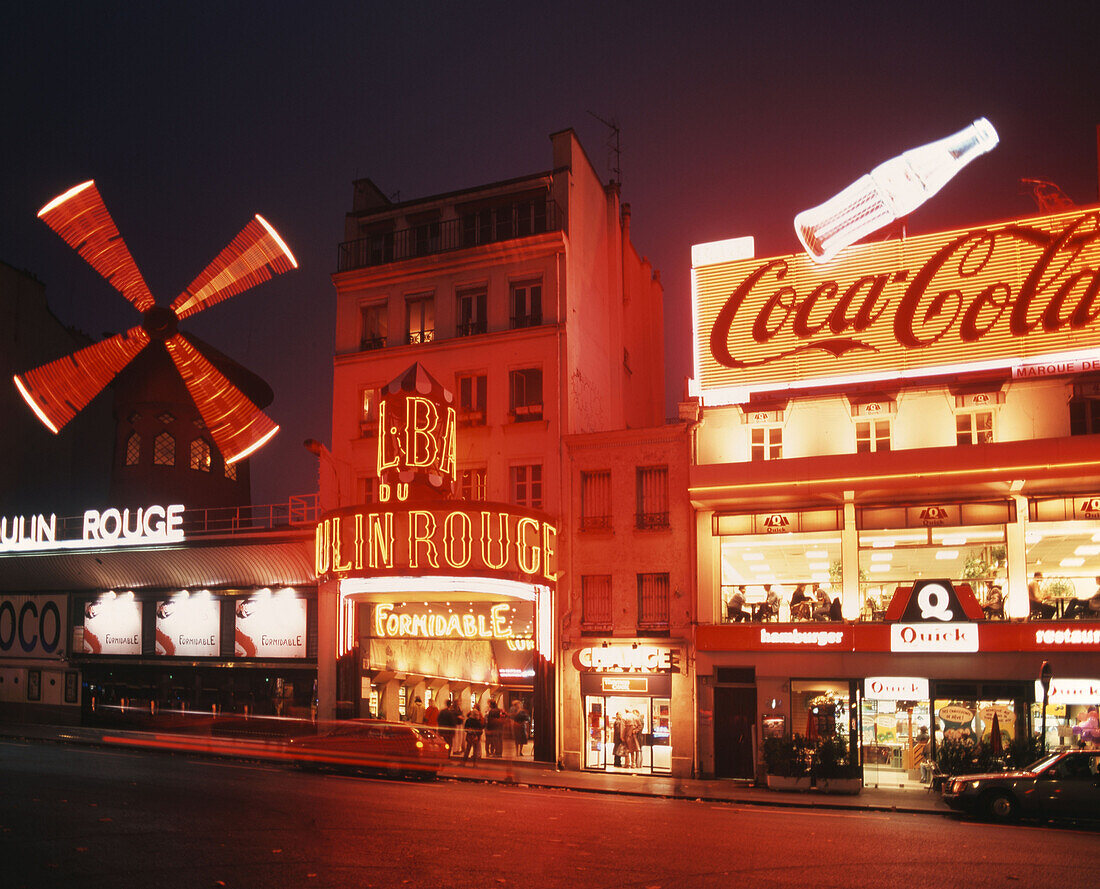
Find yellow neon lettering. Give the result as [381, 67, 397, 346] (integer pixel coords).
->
[368, 512, 394, 569]
[542, 522, 558, 582]
[443, 511, 473, 569]
[407, 397, 439, 468]
[462, 614, 477, 636]
[408, 510, 439, 569]
[376, 400, 400, 476]
[446, 614, 461, 636]
[440, 406, 457, 479]
[331, 516, 352, 572]
[516, 516, 541, 575]
[398, 614, 413, 635]
[354, 513, 364, 570]
[315, 520, 330, 575]
[374, 603, 393, 636]
[490, 603, 513, 638]
[481, 511, 511, 570]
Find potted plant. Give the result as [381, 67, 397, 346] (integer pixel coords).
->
[813, 734, 862, 794]
[763, 733, 812, 791]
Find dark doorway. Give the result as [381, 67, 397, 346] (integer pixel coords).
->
[714, 685, 757, 779]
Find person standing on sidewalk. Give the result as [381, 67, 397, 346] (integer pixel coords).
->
[510, 700, 530, 756]
[485, 700, 505, 757]
[461, 706, 484, 763]
[436, 698, 458, 755]
[407, 695, 424, 724]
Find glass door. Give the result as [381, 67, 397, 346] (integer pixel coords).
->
[584, 694, 672, 774]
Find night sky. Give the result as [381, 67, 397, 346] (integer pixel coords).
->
[3, 2, 1098, 506]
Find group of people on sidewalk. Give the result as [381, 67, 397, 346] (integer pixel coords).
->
[406, 696, 530, 763]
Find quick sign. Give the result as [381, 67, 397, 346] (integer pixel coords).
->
[890, 623, 979, 653]
[0, 595, 65, 658]
[0, 504, 185, 553]
[693, 206, 1100, 399]
[1037, 678, 1100, 704]
[601, 677, 649, 693]
[884, 579, 984, 623]
[864, 677, 930, 700]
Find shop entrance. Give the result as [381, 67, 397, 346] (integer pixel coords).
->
[860, 697, 931, 789]
[580, 673, 672, 774]
[714, 685, 756, 779]
[583, 695, 671, 773]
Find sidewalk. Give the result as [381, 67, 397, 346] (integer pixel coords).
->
[0, 721, 951, 816]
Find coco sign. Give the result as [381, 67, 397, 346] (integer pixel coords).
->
[695, 206, 1100, 395]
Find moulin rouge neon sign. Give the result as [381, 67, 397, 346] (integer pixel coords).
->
[695, 206, 1100, 395]
[314, 505, 557, 585]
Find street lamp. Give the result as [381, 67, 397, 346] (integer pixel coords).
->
[303, 438, 351, 509]
[1039, 660, 1053, 755]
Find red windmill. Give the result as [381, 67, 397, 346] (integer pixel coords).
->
[14, 180, 298, 465]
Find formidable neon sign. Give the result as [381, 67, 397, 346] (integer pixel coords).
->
[314, 504, 558, 585]
[373, 602, 519, 639]
[695, 206, 1100, 395]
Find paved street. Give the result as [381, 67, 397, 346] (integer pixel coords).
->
[1, 740, 1095, 889]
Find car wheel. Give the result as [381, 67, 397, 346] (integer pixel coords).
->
[984, 791, 1018, 822]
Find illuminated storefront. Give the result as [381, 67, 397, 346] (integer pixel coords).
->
[0, 501, 318, 725]
[689, 205, 1100, 784]
[313, 364, 557, 758]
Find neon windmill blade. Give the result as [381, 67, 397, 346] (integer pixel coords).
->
[37, 180, 156, 312]
[164, 334, 279, 464]
[14, 179, 297, 463]
[172, 214, 297, 320]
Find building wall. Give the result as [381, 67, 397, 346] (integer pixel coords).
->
[560, 424, 694, 775]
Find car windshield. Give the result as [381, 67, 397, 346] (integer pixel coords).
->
[1023, 753, 1061, 774]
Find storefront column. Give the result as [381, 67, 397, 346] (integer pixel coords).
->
[1005, 493, 1028, 619]
[380, 678, 401, 721]
[841, 497, 860, 620]
[317, 580, 338, 720]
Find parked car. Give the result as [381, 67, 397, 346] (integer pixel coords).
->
[286, 720, 450, 778]
[942, 750, 1100, 822]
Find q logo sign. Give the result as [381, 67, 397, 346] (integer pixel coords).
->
[916, 583, 954, 622]
[899, 579, 966, 624]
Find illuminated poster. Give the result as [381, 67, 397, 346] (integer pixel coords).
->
[0, 595, 66, 659]
[83, 595, 142, 655]
[155, 595, 220, 657]
[694, 206, 1100, 400]
[234, 592, 307, 658]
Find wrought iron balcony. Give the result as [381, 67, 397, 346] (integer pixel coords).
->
[338, 198, 564, 272]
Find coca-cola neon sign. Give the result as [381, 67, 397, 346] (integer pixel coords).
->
[694, 206, 1100, 397]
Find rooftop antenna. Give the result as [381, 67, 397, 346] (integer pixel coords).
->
[587, 110, 622, 187]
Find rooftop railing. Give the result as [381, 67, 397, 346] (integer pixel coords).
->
[338, 198, 564, 272]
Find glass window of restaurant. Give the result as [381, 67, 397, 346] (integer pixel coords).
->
[1025, 496, 1100, 620]
[791, 679, 854, 760]
[856, 502, 1013, 621]
[715, 511, 842, 623]
[861, 681, 931, 789]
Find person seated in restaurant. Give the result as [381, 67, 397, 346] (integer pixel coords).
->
[811, 585, 833, 621]
[1063, 578, 1100, 620]
[789, 584, 812, 621]
[756, 584, 781, 622]
[983, 585, 1005, 620]
[827, 594, 843, 621]
[1028, 571, 1056, 620]
[725, 586, 748, 622]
